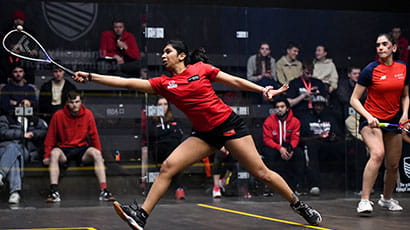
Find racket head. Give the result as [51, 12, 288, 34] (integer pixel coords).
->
[2, 29, 50, 63]
[3, 29, 76, 76]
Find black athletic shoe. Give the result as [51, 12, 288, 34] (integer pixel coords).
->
[46, 190, 61, 203]
[290, 201, 322, 226]
[113, 200, 148, 230]
[99, 189, 116, 201]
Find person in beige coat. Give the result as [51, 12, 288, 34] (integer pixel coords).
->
[312, 45, 339, 93]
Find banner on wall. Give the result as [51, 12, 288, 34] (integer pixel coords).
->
[396, 154, 410, 192]
[42, 1, 98, 41]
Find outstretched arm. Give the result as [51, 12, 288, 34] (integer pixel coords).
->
[73, 71, 155, 94]
[214, 71, 288, 100]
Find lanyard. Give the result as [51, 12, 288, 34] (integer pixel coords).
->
[301, 77, 311, 92]
[9, 55, 19, 63]
[301, 77, 313, 109]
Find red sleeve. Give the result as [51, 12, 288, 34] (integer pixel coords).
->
[87, 111, 102, 152]
[262, 116, 282, 150]
[290, 118, 301, 149]
[124, 32, 141, 60]
[200, 62, 220, 81]
[43, 112, 58, 159]
[99, 31, 110, 57]
[148, 76, 165, 95]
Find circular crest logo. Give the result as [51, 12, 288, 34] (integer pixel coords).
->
[42, 2, 98, 41]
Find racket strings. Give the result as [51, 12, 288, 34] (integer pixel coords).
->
[3, 30, 49, 63]
[5, 32, 39, 57]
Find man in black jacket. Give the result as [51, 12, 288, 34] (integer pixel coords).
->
[298, 95, 344, 196]
[38, 63, 77, 123]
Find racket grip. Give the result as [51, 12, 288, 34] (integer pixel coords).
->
[378, 123, 390, 127]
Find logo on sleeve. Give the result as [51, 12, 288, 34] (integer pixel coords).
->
[188, 75, 200, 82]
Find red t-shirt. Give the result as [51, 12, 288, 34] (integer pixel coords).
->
[149, 62, 232, 132]
[358, 60, 408, 120]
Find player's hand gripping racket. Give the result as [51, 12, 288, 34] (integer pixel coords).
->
[379, 119, 410, 134]
[2, 26, 76, 76]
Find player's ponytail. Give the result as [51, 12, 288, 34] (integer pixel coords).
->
[189, 47, 210, 64]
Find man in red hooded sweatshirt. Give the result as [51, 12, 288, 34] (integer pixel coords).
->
[262, 97, 305, 195]
[43, 91, 115, 203]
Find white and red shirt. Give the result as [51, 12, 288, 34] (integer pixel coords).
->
[149, 62, 232, 132]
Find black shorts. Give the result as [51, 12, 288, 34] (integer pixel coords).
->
[60, 146, 91, 165]
[191, 112, 250, 149]
[359, 112, 402, 134]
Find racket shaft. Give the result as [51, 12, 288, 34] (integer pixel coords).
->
[53, 61, 75, 76]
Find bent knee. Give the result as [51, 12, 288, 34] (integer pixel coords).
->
[369, 150, 385, 163]
[159, 159, 177, 176]
[87, 149, 103, 160]
[385, 162, 399, 171]
[50, 149, 63, 161]
[93, 152, 104, 162]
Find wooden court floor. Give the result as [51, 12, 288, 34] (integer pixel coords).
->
[1, 192, 410, 230]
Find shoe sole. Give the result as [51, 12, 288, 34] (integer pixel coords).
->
[113, 201, 143, 230]
[46, 198, 61, 203]
[378, 202, 403, 212]
[357, 210, 372, 216]
[378, 206, 403, 212]
[309, 212, 322, 226]
[295, 209, 322, 226]
[100, 197, 116, 201]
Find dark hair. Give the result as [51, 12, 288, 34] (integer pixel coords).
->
[316, 44, 328, 53]
[164, 40, 210, 65]
[302, 60, 314, 72]
[378, 32, 399, 60]
[347, 65, 361, 74]
[273, 96, 290, 108]
[17, 98, 33, 107]
[154, 96, 174, 123]
[258, 41, 270, 50]
[112, 17, 125, 25]
[66, 90, 81, 102]
[190, 47, 210, 64]
[286, 41, 300, 50]
[10, 63, 24, 73]
[316, 44, 330, 59]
